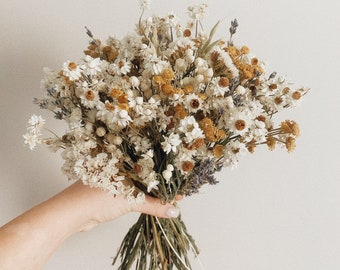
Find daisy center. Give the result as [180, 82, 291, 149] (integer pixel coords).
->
[85, 90, 95, 101]
[68, 62, 77, 70]
[235, 120, 246, 131]
[190, 99, 200, 109]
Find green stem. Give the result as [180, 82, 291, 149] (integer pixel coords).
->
[151, 216, 167, 269]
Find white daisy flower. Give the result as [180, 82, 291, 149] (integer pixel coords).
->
[178, 116, 204, 143]
[62, 61, 83, 81]
[79, 89, 100, 109]
[109, 59, 132, 76]
[185, 93, 203, 113]
[226, 109, 252, 136]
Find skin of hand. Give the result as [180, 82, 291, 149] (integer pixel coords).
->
[0, 180, 181, 270]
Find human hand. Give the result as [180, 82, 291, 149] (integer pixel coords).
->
[56, 180, 182, 232]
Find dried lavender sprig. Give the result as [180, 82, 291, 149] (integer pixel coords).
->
[228, 19, 239, 46]
[268, 71, 277, 80]
[185, 159, 221, 196]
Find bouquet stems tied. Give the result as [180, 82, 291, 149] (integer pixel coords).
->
[113, 214, 198, 270]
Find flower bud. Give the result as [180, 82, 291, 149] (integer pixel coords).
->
[119, 109, 128, 118]
[96, 127, 106, 137]
[130, 76, 140, 88]
[112, 136, 123, 145]
[236, 85, 246, 95]
[162, 170, 172, 181]
[106, 144, 116, 153]
[167, 164, 174, 171]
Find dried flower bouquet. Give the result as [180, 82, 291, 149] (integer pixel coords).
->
[24, 2, 308, 269]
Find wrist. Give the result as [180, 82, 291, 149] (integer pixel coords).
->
[52, 181, 102, 233]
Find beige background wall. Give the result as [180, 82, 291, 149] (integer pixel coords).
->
[1, 0, 340, 269]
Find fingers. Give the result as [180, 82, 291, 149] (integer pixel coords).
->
[132, 196, 180, 219]
[175, 194, 183, 201]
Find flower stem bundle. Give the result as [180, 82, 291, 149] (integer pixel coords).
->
[113, 214, 198, 270]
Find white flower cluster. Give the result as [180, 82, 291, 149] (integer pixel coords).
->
[23, 114, 45, 150]
[25, 4, 308, 202]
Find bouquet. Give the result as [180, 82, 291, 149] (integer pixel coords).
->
[23, 2, 308, 269]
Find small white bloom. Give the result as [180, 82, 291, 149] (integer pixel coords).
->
[188, 4, 208, 20]
[225, 96, 234, 108]
[224, 141, 248, 168]
[178, 116, 204, 143]
[28, 114, 46, 129]
[147, 179, 159, 193]
[24, 115, 45, 150]
[119, 109, 128, 118]
[246, 120, 268, 142]
[167, 164, 174, 171]
[161, 133, 181, 154]
[162, 169, 172, 182]
[116, 109, 132, 128]
[235, 85, 246, 95]
[144, 56, 169, 75]
[130, 76, 140, 88]
[168, 93, 184, 107]
[144, 149, 154, 158]
[129, 134, 151, 153]
[174, 58, 188, 73]
[62, 61, 83, 81]
[127, 191, 146, 204]
[165, 12, 178, 28]
[139, 0, 151, 10]
[83, 55, 101, 76]
[185, 49, 195, 63]
[23, 132, 41, 150]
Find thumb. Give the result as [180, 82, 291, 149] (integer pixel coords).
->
[132, 196, 180, 219]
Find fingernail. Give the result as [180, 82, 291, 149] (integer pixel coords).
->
[166, 207, 180, 218]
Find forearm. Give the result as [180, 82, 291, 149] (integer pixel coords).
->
[0, 182, 93, 270]
[0, 181, 179, 269]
